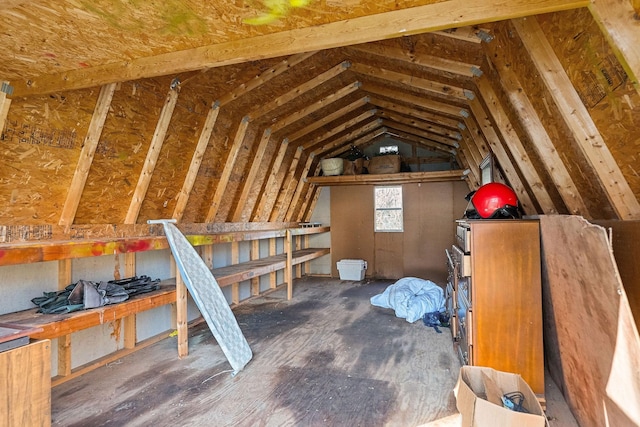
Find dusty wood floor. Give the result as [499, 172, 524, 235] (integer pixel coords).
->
[51, 277, 578, 427]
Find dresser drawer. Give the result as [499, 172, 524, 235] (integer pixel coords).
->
[456, 223, 471, 253]
[451, 244, 471, 277]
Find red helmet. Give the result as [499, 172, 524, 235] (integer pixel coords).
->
[465, 182, 521, 219]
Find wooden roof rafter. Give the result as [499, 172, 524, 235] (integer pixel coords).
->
[8, 0, 590, 97]
[375, 107, 463, 140]
[362, 83, 468, 118]
[377, 114, 461, 147]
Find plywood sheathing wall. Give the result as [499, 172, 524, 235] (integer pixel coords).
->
[540, 215, 640, 427]
[1, 5, 640, 229]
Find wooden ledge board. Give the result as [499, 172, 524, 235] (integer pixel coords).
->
[0, 280, 176, 340]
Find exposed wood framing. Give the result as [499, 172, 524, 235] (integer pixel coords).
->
[284, 154, 316, 221]
[252, 139, 290, 221]
[58, 83, 117, 227]
[269, 147, 304, 221]
[480, 49, 590, 216]
[205, 116, 250, 222]
[350, 62, 468, 101]
[286, 96, 370, 143]
[217, 51, 319, 107]
[271, 83, 361, 134]
[231, 128, 273, 222]
[249, 61, 352, 120]
[474, 76, 558, 213]
[124, 87, 180, 224]
[588, 0, 640, 94]
[513, 17, 640, 219]
[173, 103, 220, 221]
[11, 0, 589, 97]
[466, 99, 536, 213]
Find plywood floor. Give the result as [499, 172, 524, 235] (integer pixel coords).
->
[50, 277, 578, 427]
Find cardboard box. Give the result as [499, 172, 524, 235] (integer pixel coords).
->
[454, 366, 548, 427]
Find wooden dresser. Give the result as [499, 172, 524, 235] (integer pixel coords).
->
[446, 219, 545, 396]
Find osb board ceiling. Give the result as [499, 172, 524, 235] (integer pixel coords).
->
[1, 1, 640, 228]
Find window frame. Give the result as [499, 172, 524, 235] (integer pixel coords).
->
[373, 185, 404, 233]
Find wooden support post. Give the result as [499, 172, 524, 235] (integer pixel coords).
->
[285, 230, 293, 300]
[176, 272, 188, 359]
[303, 235, 310, 276]
[123, 252, 136, 350]
[251, 240, 260, 296]
[231, 242, 240, 304]
[57, 258, 72, 377]
[269, 237, 277, 289]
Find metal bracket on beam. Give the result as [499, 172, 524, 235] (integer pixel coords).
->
[460, 109, 470, 118]
[463, 89, 475, 100]
[470, 66, 483, 78]
[476, 30, 494, 43]
[457, 122, 466, 130]
[170, 78, 181, 90]
[1, 82, 13, 96]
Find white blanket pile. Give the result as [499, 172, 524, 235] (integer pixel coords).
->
[370, 277, 445, 323]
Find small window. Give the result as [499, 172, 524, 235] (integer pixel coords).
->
[374, 186, 403, 232]
[380, 145, 399, 155]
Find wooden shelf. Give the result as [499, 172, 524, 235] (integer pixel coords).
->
[0, 224, 331, 386]
[212, 248, 330, 287]
[306, 170, 466, 186]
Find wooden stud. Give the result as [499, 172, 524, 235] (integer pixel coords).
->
[376, 108, 462, 140]
[123, 252, 136, 350]
[231, 242, 240, 305]
[231, 128, 273, 222]
[513, 17, 640, 219]
[56, 258, 72, 376]
[369, 97, 461, 130]
[589, 0, 640, 94]
[205, 117, 250, 222]
[269, 237, 277, 289]
[474, 77, 558, 214]
[252, 139, 289, 221]
[284, 153, 316, 221]
[217, 51, 318, 107]
[286, 230, 293, 300]
[466, 99, 537, 213]
[175, 260, 188, 358]
[270, 81, 361, 133]
[125, 87, 179, 224]
[173, 103, 220, 221]
[363, 83, 466, 117]
[287, 96, 369, 143]
[248, 61, 351, 120]
[251, 240, 260, 296]
[347, 44, 480, 78]
[480, 51, 590, 216]
[350, 62, 468, 101]
[59, 83, 117, 227]
[302, 110, 378, 151]
[269, 147, 304, 222]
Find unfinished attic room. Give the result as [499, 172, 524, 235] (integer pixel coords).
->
[2, 0, 640, 426]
